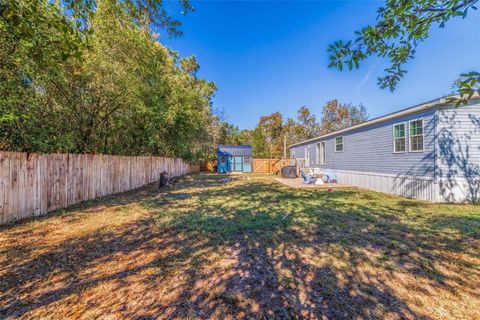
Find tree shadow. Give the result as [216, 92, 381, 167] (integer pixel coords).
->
[436, 111, 480, 202]
[1, 174, 478, 318]
[392, 110, 480, 203]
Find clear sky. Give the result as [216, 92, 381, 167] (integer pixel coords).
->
[161, 0, 480, 129]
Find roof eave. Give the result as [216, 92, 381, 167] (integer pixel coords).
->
[289, 96, 452, 148]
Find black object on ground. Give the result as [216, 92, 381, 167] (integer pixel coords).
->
[281, 166, 297, 178]
[159, 171, 169, 188]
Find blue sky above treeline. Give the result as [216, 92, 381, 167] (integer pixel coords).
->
[160, 0, 480, 129]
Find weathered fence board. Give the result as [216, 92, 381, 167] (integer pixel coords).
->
[200, 160, 215, 172]
[0, 152, 199, 225]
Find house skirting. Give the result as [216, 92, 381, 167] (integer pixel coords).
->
[332, 169, 478, 203]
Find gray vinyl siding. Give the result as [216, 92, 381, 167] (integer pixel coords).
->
[290, 146, 305, 159]
[436, 101, 480, 201]
[290, 108, 437, 177]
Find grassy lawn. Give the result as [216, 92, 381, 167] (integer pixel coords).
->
[1, 174, 479, 319]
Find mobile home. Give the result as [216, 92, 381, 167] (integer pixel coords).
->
[290, 97, 480, 202]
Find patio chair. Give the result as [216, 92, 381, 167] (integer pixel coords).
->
[300, 170, 316, 184]
[323, 169, 337, 183]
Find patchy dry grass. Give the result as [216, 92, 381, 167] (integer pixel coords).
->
[0, 173, 479, 319]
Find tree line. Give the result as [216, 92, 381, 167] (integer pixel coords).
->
[217, 100, 368, 158]
[1, 0, 217, 161]
[0, 0, 369, 161]
[7, 1, 468, 161]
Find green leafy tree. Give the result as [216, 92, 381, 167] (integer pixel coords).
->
[283, 118, 304, 146]
[283, 106, 320, 152]
[258, 112, 284, 158]
[328, 0, 479, 103]
[296, 106, 321, 139]
[0, 0, 216, 161]
[217, 122, 242, 145]
[0, 0, 193, 61]
[237, 129, 253, 146]
[348, 103, 369, 126]
[320, 100, 369, 134]
[0, 0, 82, 152]
[251, 127, 269, 158]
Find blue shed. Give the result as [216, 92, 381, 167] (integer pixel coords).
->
[217, 145, 252, 173]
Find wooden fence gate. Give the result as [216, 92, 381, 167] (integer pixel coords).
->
[252, 158, 294, 174]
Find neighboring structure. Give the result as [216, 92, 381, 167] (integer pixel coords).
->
[217, 145, 253, 173]
[290, 97, 480, 202]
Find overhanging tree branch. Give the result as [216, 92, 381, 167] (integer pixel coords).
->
[328, 0, 479, 104]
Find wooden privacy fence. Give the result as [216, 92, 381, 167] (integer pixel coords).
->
[200, 160, 216, 172]
[252, 158, 295, 174]
[0, 152, 199, 225]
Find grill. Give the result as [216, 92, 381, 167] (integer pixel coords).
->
[281, 165, 297, 178]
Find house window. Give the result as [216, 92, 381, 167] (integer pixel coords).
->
[316, 143, 320, 164]
[305, 147, 310, 167]
[409, 119, 424, 152]
[318, 142, 326, 165]
[393, 123, 406, 153]
[219, 156, 225, 164]
[291, 150, 295, 158]
[335, 136, 344, 152]
[244, 156, 252, 164]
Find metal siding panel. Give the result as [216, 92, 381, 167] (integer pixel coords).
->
[292, 146, 305, 159]
[334, 169, 440, 202]
[292, 109, 437, 177]
[218, 145, 252, 156]
[436, 101, 480, 201]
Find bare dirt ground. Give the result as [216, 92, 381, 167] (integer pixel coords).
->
[1, 174, 479, 319]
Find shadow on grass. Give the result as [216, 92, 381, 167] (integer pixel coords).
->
[1, 173, 479, 318]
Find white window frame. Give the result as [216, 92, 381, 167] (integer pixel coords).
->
[392, 122, 407, 154]
[319, 141, 326, 165]
[316, 142, 326, 165]
[305, 147, 310, 167]
[316, 143, 320, 164]
[409, 118, 425, 152]
[335, 136, 344, 152]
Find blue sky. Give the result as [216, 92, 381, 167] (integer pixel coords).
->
[161, 1, 480, 129]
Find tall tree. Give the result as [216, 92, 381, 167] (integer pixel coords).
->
[0, 0, 193, 60]
[251, 127, 269, 158]
[283, 106, 321, 152]
[258, 112, 284, 158]
[237, 129, 253, 145]
[0, 0, 216, 161]
[320, 100, 369, 134]
[328, 0, 479, 104]
[217, 122, 242, 145]
[348, 103, 369, 126]
[297, 106, 321, 139]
